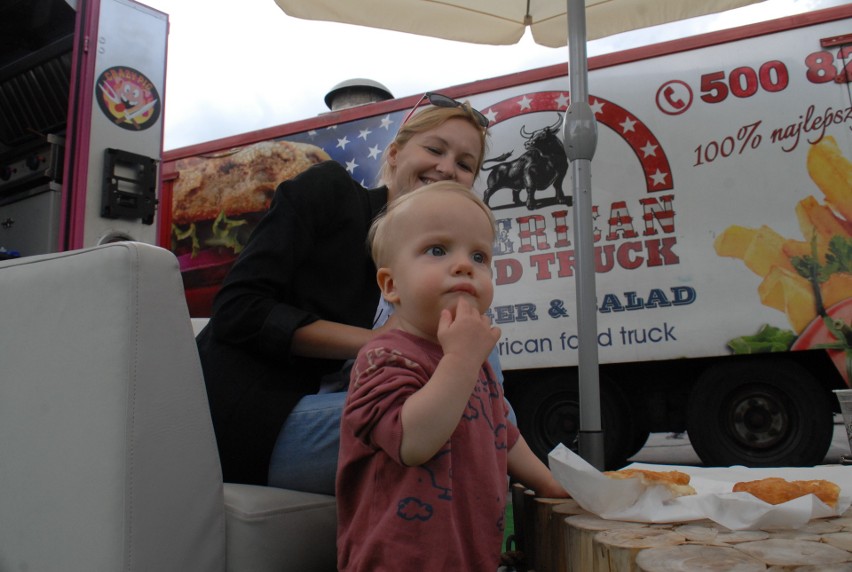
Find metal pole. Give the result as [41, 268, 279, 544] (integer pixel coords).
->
[563, 0, 604, 470]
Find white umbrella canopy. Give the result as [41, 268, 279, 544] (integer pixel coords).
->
[273, 0, 764, 47]
[274, 0, 765, 469]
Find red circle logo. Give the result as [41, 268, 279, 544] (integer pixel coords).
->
[656, 81, 692, 116]
[96, 66, 161, 130]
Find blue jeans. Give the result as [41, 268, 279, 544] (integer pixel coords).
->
[267, 349, 515, 494]
[267, 391, 345, 494]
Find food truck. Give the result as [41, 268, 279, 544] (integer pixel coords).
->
[162, 4, 852, 471]
[10, 2, 847, 471]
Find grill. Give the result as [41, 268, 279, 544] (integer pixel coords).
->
[0, 38, 73, 148]
[0, 0, 76, 152]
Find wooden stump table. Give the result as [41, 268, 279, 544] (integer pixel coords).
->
[516, 493, 852, 572]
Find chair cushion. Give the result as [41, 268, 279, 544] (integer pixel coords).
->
[224, 483, 337, 572]
[0, 243, 226, 571]
[194, 305, 339, 570]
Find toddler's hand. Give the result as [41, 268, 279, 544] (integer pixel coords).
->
[438, 298, 501, 366]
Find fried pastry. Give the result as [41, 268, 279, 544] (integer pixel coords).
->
[732, 477, 840, 507]
[604, 468, 697, 497]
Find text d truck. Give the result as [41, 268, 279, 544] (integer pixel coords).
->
[160, 4, 852, 470]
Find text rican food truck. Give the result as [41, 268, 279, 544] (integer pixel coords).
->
[168, 5, 852, 469]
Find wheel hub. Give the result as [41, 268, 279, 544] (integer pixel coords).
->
[538, 400, 579, 451]
[730, 394, 786, 449]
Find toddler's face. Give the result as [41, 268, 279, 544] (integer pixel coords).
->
[380, 191, 494, 341]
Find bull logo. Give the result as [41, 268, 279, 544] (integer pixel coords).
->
[481, 115, 570, 210]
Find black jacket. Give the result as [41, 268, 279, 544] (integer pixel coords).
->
[197, 160, 387, 485]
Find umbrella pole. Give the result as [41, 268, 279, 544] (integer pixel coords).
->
[563, 0, 604, 470]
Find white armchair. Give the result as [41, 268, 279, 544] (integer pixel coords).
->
[0, 243, 337, 571]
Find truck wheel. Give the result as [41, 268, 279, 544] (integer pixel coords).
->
[510, 372, 635, 470]
[624, 418, 651, 461]
[686, 359, 834, 467]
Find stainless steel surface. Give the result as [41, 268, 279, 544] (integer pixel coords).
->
[0, 135, 63, 196]
[0, 183, 61, 256]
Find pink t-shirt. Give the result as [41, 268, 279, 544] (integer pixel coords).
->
[336, 329, 520, 571]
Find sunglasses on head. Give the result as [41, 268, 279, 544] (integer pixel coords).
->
[401, 92, 489, 128]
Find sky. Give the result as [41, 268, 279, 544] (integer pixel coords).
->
[140, 0, 848, 151]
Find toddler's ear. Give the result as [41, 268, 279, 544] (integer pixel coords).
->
[377, 268, 400, 304]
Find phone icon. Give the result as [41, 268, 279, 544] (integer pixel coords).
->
[663, 86, 685, 109]
[656, 81, 692, 115]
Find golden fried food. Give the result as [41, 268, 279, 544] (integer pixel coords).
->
[604, 468, 697, 497]
[714, 224, 795, 278]
[716, 137, 852, 335]
[757, 266, 817, 333]
[732, 477, 840, 507]
[807, 136, 852, 223]
[795, 195, 852, 256]
[172, 140, 330, 225]
[714, 224, 756, 259]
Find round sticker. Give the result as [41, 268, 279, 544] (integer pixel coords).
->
[95, 66, 161, 130]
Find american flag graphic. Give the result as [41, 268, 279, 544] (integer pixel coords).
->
[282, 91, 671, 194]
[286, 112, 402, 188]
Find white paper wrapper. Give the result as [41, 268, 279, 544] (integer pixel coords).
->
[548, 443, 852, 530]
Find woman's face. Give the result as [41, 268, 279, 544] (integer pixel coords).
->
[385, 117, 483, 200]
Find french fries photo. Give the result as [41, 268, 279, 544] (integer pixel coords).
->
[715, 136, 852, 334]
[795, 195, 852, 259]
[807, 135, 852, 223]
[756, 266, 816, 334]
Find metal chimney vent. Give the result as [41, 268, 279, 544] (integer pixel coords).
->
[324, 78, 393, 111]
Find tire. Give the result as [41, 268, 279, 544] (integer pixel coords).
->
[686, 359, 834, 467]
[624, 419, 650, 461]
[510, 372, 635, 470]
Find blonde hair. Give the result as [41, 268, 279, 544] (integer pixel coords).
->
[368, 181, 496, 269]
[377, 103, 489, 187]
